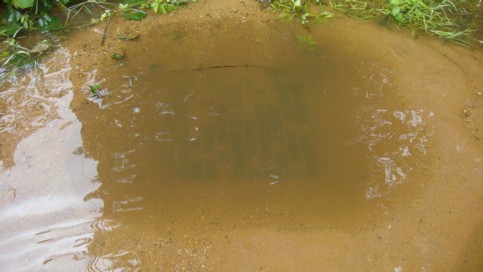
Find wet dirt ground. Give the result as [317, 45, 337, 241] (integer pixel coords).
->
[1, 1, 482, 271]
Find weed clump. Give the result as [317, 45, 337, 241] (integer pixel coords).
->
[329, 0, 481, 45]
[268, 0, 481, 45]
[0, 0, 196, 83]
[269, 0, 334, 25]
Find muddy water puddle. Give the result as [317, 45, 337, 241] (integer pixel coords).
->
[0, 17, 437, 271]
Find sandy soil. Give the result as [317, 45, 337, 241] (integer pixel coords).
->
[1, 0, 482, 271]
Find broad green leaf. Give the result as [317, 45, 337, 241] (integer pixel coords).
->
[5, 52, 35, 67]
[122, 11, 147, 21]
[35, 13, 63, 32]
[0, 23, 22, 36]
[391, 5, 400, 16]
[0, 5, 23, 23]
[12, 0, 34, 9]
[39, 0, 55, 10]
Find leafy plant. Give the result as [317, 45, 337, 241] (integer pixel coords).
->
[0, 0, 197, 82]
[297, 34, 318, 46]
[1, 38, 33, 67]
[88, 82, 101, 95]
[148, 0, 195, 14]
[1, 0, 71, 37]
[271, 0, 334, 25]
[329, 0, 480, 45]
[88, 81, 109, 98]
[6, 0, 37, 9]
[0, 37, 51, 82]
[380, 0, 476, 44]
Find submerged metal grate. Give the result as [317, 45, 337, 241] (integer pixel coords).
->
[155, 85, 319, 182]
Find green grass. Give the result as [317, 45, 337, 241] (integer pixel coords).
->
[329, 0, 481, 45]
[329, 0, 384, 20]
[269, 0, 481, 45]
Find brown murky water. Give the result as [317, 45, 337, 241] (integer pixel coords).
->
[1, 1, 482, 271]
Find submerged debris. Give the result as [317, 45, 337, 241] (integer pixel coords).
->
[117, 33, 140, 41]
[112, 49, 125, 60]
[90, 88, 109, 99]
[29, 40, 52, 55]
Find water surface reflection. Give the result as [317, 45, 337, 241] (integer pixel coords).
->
[0, 50, 103, 271]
